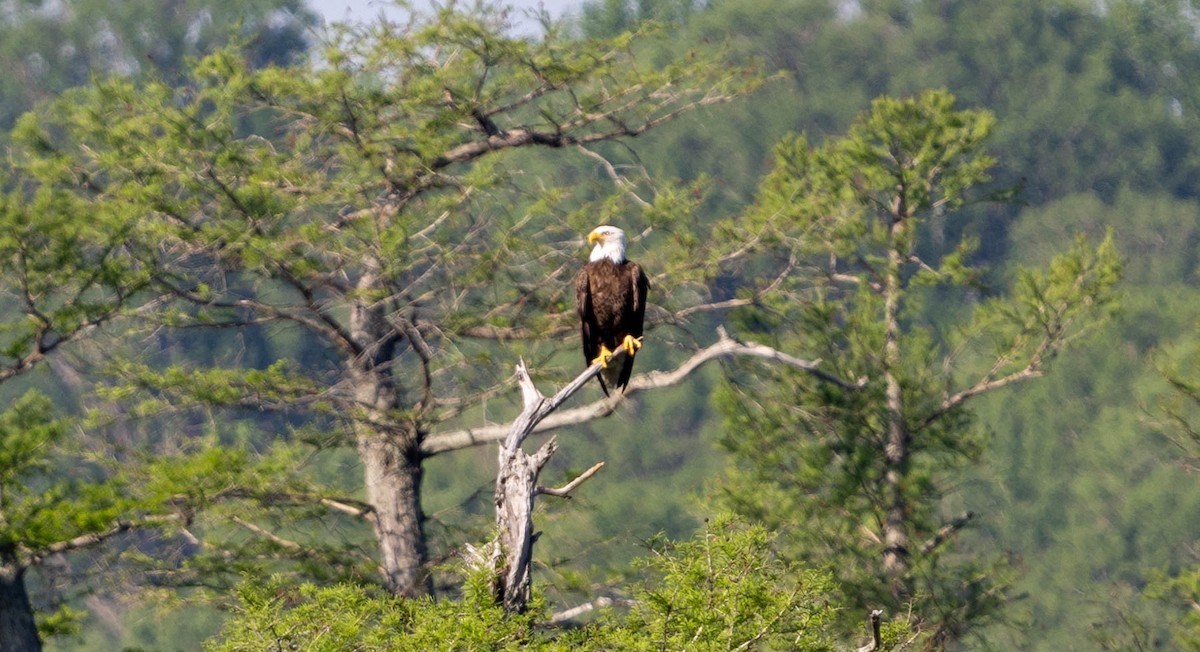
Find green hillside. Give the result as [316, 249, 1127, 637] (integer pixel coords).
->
[0, 0, 1196, 650]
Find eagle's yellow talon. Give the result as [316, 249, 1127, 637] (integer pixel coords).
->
[591, 345, 614, 368]
[622, 335, 643, 356]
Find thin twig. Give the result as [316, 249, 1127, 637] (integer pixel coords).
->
[232, 517, 302, 550]
[537, 461, 605, 498]
[920, 511, 976, 556]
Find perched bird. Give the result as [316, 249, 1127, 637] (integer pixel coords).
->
[574, 225, 651, 395]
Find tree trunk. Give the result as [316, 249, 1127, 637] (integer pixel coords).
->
[881, 215, 910, 584]
[0, 562, 42, 652]
[350, 266, 430, 597]
[493, 436, 557, 613]
[358, 433, 429, 596]
[488, 360, 607, 613]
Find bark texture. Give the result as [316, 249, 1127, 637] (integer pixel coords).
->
[0, 563, 41, 652]
[490, 359, 603, 613]
[881, 216, 910, 581]
[351, 267, 430, 597]
[494, 436, 558, 612]
[485, 338, 852, 612]
[358, 434, 429, 596]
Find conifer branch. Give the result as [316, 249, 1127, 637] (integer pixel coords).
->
[26, 514, 178, 566]
[920, 511, 976, 556]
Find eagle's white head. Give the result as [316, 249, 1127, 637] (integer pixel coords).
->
[588, 225, 627, 263]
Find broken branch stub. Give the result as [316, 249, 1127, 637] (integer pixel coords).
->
[491, 357, 613, 612]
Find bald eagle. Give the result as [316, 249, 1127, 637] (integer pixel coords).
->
[575, 225, 651, 395]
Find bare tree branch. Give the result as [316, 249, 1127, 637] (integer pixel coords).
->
[202, 488, 377, 526]
[25, 514, 178, 566]
[423, 328, 864, 455]
[490, 356, 610, 612]
[574, 144, 652, 208]
[919, 352, 1047, 432]
[232, 517, 301, 551]
[153, 274, 359, 358]
[487, 329, 861, 613]
[320, 497, 376, 524]
[537, 461, 605, 498]
[28, 523, 133, 563]
[548, 596, 635, 624]
[431, 83, 747, 170]
[919, 511, 975, 556]
[0, 301, 131, 383]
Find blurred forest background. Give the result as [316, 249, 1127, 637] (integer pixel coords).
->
[1, 0, 1199, 650]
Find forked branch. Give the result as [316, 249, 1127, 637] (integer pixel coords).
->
[490, 355, 614, 613]
[486, 331, 861, 614]
[424, 328, 864, 455]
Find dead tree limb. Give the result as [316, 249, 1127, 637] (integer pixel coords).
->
[538, 462, 605, 498]
[424, 327, 864, 455]
[549, 596, 635, 624]
[485, 330, 862, 614]
[490, 356, 614, 613]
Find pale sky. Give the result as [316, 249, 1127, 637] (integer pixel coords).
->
[307, 0, 581, 27]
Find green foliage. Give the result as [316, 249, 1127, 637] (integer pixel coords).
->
[5, 0, 1200, 648]
[1008, 190, 1200, 288]
[1147, 565, 1200, 651]
[965, 230, 1121, 379]
[0, 392, 138, 646]
[716, 90, 1121, 645]
[949, 188, 1200, 648]
[618, 0, 1200, 268]
[743, 89, 995, 268]
[1118, 305, 1200, 650]
[599, 515, 837, 651]
[0, 168, 152, 381]
[841, 91, 996, 216]
[209, 575, 542, 652]
[0, 0, 314, 131]
[0, 392, 63, 481]
[36, 604, 89, 641]
[1, 0, 771, 609]
[0, 396, 137, 559]
[6, 0, 765, 408]
[208, 515, 842, 651]
[580, 0, 706, 37]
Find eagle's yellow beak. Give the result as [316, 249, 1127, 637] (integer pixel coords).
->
[587, 230, 602, 245]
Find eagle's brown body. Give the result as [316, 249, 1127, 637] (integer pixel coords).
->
[574, 258, 650, 395]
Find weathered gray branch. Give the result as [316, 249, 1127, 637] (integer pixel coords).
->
[490, 356, 611, 613]
[483, 330, 864, 613]
[548, 596, 635, 624]
[29, 522, 134, 563]
[232, 517, 301, 551]
[424, 328, 864, 455]
[25, 514, 178, 566]
[538, 462, 605, 498]
[431, 85, 745, 170]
